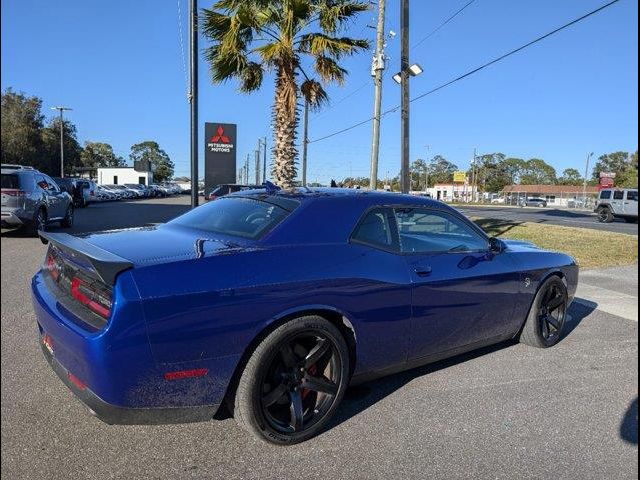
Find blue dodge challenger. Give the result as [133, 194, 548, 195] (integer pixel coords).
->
[32, 187, 578, 444]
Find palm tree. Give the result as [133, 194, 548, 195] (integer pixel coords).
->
[202, 0, 370, 188]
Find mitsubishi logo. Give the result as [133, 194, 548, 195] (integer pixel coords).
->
[210, 126, 230, 144]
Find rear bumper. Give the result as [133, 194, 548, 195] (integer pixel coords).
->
[1, 210, 26, 227]
[40, 342, 219, 425]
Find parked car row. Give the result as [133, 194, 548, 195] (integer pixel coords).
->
[85, 182, 184, 202]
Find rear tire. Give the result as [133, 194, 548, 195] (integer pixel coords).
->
[233, 315, 350, 445]
[60, 205, 74, 228]
[597, 207, 614, 223]
[520, 276, 568, 348]
[28, 207, 47, 237]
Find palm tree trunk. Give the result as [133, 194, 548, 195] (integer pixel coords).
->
[272, 63, 298, 188]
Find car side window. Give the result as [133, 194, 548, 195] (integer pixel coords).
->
[34, 174, 49, 191]
[351, 208, 398, 251]
[626, 191, 638, 201]
[613, 190, 624, 200]
[394, 208, 488, 254]
[600, 190, 612, 199]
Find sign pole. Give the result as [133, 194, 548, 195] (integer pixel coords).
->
[189, 0, 199, 208]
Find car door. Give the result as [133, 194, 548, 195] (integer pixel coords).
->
[41, 174, 65, 218]
[392, 207, 521, 361]
[611, 190, 625, 215]
[624, 190, 638, 216]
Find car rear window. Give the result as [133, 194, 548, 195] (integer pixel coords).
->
[627, 191, 638, 201]
[1, 174, 20, 189]
[169, 196, 297, 239]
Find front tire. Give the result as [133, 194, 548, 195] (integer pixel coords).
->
[597, 207, 614, 223]
[233, 315, 350, 445]
[520, 276, 568, 348]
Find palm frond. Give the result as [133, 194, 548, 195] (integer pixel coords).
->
[318, 1, 370, 34]
[314, 55, 347, 84]
[300, 79, 329, 110]
[239, 62, 265, 92]
[299, 33, 369, 59]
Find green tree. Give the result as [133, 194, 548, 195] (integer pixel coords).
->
[593, 151, 637, 187]
[41, 117, 83, 176]
[427, 155, 458, 185]
[410, 158, 428, 190]
[502, 157, 526, 185]
[201, 0, 369, 188]
[520, 158, 557, 185]
[0, 88, 47, 171]
[558, 168, 583, 186]
[80, 142, 125, 169]
[129, 141, 174, 181]
[469, 153, 509, 193]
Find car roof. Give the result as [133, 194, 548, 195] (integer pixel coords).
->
[231, 187, 450, 208]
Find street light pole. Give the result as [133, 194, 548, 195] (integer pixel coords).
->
[260, 137, 267, 183]
[583, 152, 594, 203]
[51, 106, 72, 177]
[400, 0, 410, 194]
[369, 0, 386, 191]
[189, 0, 199, 208]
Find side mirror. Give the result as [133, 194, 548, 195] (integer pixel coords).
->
[489, 237, 505, 254]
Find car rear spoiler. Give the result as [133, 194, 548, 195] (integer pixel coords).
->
[39, 231, 133, 285]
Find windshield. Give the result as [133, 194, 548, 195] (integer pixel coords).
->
[169, 196, 295, 239]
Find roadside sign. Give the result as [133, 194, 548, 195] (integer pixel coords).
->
[599, 172, 617, 178]
[453, 171, 466, 183]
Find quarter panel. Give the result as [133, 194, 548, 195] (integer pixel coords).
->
[133, 243, 412, 375]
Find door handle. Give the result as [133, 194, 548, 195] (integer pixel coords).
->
[413, 265, 432, 277]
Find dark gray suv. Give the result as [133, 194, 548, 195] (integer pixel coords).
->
[1, 165, 74, 235]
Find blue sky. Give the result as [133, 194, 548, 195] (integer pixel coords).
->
[1, 0, 637, 183]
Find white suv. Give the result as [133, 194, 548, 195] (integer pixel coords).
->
[594, 188, 638, 223]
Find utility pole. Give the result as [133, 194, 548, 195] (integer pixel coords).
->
[471, 148, 477, 202]
[259, 137, 267, 183]
[369, 0, 386, 191]
[245, 154, 250, 184]
[51, 106, 72, 177]
[400, 0, 410, 194]
[301, 100, 309, 186]
[189, 0, 199, 208]
[583, 152, 594, 202]
[255, 141, 261, 185]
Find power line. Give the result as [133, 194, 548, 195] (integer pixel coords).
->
[411, 0, 476, 50]
[312, 0, 478, 120]
[309, 0, 621, 144]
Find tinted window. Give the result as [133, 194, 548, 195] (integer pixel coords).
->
[613, 190, 624, 200]
[1, 174, 20, 189]
[600, 190, 612, 199]
[169, 196, 295, 239]
[351, 208, 397, 250]
[627, 190, 638, 201]
[394, 208, 487, 253]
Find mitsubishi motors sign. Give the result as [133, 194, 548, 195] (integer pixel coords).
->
[204, 122, 237, 195]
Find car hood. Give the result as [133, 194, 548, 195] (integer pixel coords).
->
[501, 238, 541, 250]
[77, 224, 250, 267]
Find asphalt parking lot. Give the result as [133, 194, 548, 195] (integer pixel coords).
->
[456, 205, 639, 236]
[1, 197, 637, 479]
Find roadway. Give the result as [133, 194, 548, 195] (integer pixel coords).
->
[456, 205, 638, 236]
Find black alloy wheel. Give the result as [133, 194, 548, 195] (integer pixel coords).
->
[260, 332, 341, 434]
[537, 282, 566, 343]
[520, 276, 568, 348]
[233, 316, 349, 444]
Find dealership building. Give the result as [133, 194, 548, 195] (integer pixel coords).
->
[501, 184, 600, 206]
[94, 160, 155, 186]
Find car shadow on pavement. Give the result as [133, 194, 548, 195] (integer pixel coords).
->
[474, 218, 524, 236]
[620, 397, 638, 444]
[326, 298, 597, 433]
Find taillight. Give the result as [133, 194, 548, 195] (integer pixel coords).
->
[208, 194, 217, 201]
[46, 252, 61, 282]
[71, 277, 112, 319]
[1, 189, 27, 197]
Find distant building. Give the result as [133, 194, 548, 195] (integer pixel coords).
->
[501, 184, 599, 206]
[97, 167, 153, 186]
[425, 183, 478, 201]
